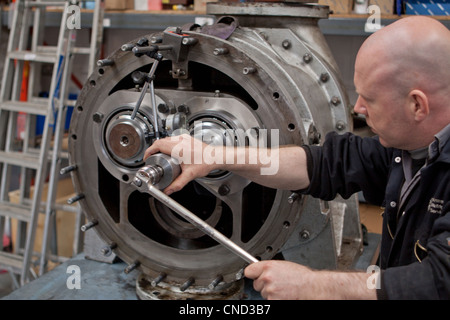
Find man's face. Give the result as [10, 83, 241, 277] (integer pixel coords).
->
[353, 53, 413, 149]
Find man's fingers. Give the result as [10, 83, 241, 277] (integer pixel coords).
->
[144, 135, 185, 161]
[163, 172, 193, 195]
[244, 261, 265, 279]
[143, 139, 164, 160]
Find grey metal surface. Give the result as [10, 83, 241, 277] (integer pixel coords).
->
[2, 254, 138, 300]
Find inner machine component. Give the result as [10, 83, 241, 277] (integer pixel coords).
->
[68, 2, 363, 299]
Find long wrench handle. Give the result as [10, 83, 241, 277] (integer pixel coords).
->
[145, 182, 259, 264]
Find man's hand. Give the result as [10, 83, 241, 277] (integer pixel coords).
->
[245, 260, 378, 300]
[144, 134, 215, 195]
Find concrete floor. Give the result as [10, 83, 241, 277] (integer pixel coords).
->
[0, 271, 14, 298]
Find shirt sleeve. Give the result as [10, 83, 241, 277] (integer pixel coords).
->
[300, 131, 393, 206]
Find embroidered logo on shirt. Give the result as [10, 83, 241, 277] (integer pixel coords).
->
[428, 198, 444, 215]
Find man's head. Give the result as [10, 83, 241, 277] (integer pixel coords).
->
[353, 16, 450, 150]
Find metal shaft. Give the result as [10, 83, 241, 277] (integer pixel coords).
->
[130, 59, 160, 121]
[145, 182, 258, 264]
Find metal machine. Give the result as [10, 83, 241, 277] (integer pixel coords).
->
[67, 2, 363, 299]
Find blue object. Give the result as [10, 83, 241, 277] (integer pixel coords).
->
[404, 0, 450, 15]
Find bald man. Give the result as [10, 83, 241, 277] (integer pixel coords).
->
[144, 16, 450, 299]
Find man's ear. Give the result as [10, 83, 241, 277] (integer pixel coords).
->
[409, 89, 429, 121]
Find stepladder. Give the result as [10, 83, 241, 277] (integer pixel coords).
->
[0, 0, 104, 286]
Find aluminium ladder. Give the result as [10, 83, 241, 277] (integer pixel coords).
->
[0, 0, 104, 285]
[38, 0, 104, 276]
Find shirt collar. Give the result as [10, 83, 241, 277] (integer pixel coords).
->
[429, 122, 450, 160]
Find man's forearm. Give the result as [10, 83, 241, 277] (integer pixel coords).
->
[317, 270, 378, 300]
[214, 145, 310, 191]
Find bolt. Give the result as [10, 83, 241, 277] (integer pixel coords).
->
[151, 272, 167, 286]
[213, 47, 229, 56]
[150, 35, 163, 44]
[320, 72, 329, 83]
[235, 268, 245, 280]
[124, 261, 140, 274]
[80, 220, 98, 232]
[182, 37, 198, 46]
[303, 53, 312, 63]
[60, 165, 77, 175]
[157, 103, 169, 113]
[93, 112, 104, 123]
[121, 43, 134, 52]
[243, 67, 256, 75]
[300, 230, 310, 240]
[171, 69, 186, 77]
[133, 177, 142, 187]
[101, 242, 117, 257]
[67, 193, 85, 205]
[331, 96, 341, 106]
[335, 121, 346, 131]
[287, 193, 299, 204]
[97, 59, 114, 67]
[282, 39, 291, 49]
[208, 275, 224, 290]
[218, 184, 230, 196]
[180, 277, 195, 292]
[177, 104, 189, 114]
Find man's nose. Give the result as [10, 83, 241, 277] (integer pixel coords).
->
[353, 96, 367, 116]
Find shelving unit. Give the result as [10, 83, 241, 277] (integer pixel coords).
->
[1, 6, 450, 34]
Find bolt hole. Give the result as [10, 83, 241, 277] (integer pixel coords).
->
[71, 134, 77, 140]
[122, 175, 129, 182]
[120, 135, 129, 147]
[98, 68, 104, 75]
[152, 291, 160, 296]
[287, 123, 295, 131]
[77, 106, 83, 112]
[283, 221, 290, 228]
[90, 80, 96, 87]
[266, 246, 273, 253]
[272, 92, 280, 100]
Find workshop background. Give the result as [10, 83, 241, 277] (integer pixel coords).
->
[0, 0, 446, 300]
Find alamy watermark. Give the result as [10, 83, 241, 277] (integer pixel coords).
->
[66, 4, 81, 30]
[366, 265, 381, 289]
[365, 5, 384, 33]
[169, 122, 280, 175]
[66, 264, 81, 289]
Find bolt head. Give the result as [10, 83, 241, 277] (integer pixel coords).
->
[282, 40, 291, 49]
[218, 184, 230, 196]
[303, 53, 312, 63]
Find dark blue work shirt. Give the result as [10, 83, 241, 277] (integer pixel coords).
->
[301, 124, 450, 299]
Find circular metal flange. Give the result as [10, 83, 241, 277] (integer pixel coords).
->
[105, 112, 152, 166]
[69, 10, 350, 292]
